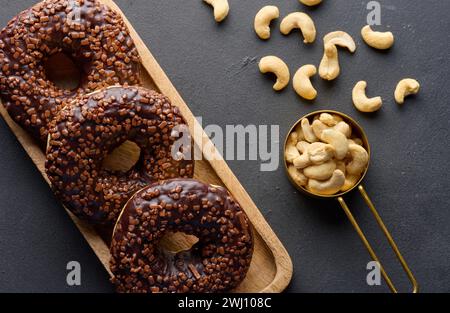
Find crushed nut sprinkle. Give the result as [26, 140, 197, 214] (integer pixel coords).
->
[45, 86, 194, 224]
[0, 0, 141, 145]
[110, 179, 254, 293]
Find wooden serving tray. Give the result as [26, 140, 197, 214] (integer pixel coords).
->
[0, 0, 292, 293]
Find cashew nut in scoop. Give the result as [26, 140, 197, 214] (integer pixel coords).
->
[394, 78, 420, 104]
[203, 0, 229, 22]
[307, 142, 335, 164]
[320, 129, 348, 160]
[334, 121, 352, 138]
[288, 165, 308, 186]
[259, 56, 290, 91]
[346, 144, 369, 175]
[312, 119, 351, 139]
[361, 25, 394, 50]
[285, 142, 301, 163]
[296, 141, 310, 154]
[319, 31, 356, 80]
[301, 118, 318, 143]
[254, 6, 279, 40]
[319, 113, 341, 127]
[293, 65, 318, 100]
[341, 174, 360, 192]
[293, 153, 311, 169]
[352, 81, 383, 113]
[299, 0, 322, 6]
[308, 170, 346, 195]
[304, 161, 336, 180]
[280, 12, 316, 44]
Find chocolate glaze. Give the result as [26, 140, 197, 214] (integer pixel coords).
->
[110, 179, 254, 293]
[0, 0, 141, 145]
[45, 86, 194, 224]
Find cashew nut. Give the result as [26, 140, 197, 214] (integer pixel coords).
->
[324, 31, 357, 52]
[259, 56, 290, 91]
[308, 170, 346, 195]
[319, 31, 356, 80]
[394, 78, 420, 104]
[361, 25, 394, 50]
[288, 165, 308, 186]
[288, 131, 298, 145]
[307, 142, 335, 164]
[293, 153, 311, 169]
[299, 0, 322, 6]
[349, 138, 363, 146]
[293, 65, 318, 100]
[318, 43, 340, 80]
[285, 145, 301, 164]
[311, 119, 328, 138]
[280, 12, 316, 44]
[304, 160, 336, 180]
[336, 160, 346, 174]
[320, 129, 348, 160]
[319, 113, 340, 127]
[254, 6, 279, 40]
[352, 81, 383, 113]
[346, 144, 369, 175]
[341, 174, 360, 192]
[334, 121, 352, 138]
[295, 124, 305, 141]
[301, 118, 318, 143]
[296, 141, 310, 154]
[204, 0, 229, 22]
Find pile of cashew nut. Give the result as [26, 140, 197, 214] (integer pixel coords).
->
[285, 113, 369, 195]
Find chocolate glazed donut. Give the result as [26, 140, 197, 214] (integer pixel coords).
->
[0, 0, 141, 145]
[45, 86, 194, 224]
[110, 179, 254, 293]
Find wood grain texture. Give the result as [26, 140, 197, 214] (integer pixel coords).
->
[0, 0, 293, 293]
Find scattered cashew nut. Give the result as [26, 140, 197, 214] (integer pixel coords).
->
[259, 56, 290, 91]
[319, 31, 356, 80]
[318, 43, 340, 80]
[324, 31, 356, 52]
[308, 170, 346, 195]
[293, 65, 318, 100]
[280, 12, 316, 44]
[361, 25, 394, 50]
[304, 160, 336, 180]
[352, 81, 383, 113]
[320, 129, 348, 160]
[346, 144, 369, 175]
[299, 0, 322, 6]
[307, 142, 335, 164]
[394, 78, 420, 104]
[203, 0, 229, 22]
[301, 118, 318, 143]
[254, 6, 279, 40]
[288, 165, 308, 186]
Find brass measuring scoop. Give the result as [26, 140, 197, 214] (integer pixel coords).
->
[284, 110, 418, 293]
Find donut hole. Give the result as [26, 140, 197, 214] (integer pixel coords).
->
[159, 232, 199, 254]
[102, 141, 141, 173]
[44, 52, 81, 91]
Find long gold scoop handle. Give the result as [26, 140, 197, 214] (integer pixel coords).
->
[337, 185, 419, 293]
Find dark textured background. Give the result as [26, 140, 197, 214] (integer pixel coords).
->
[0, 0, 449, 293]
